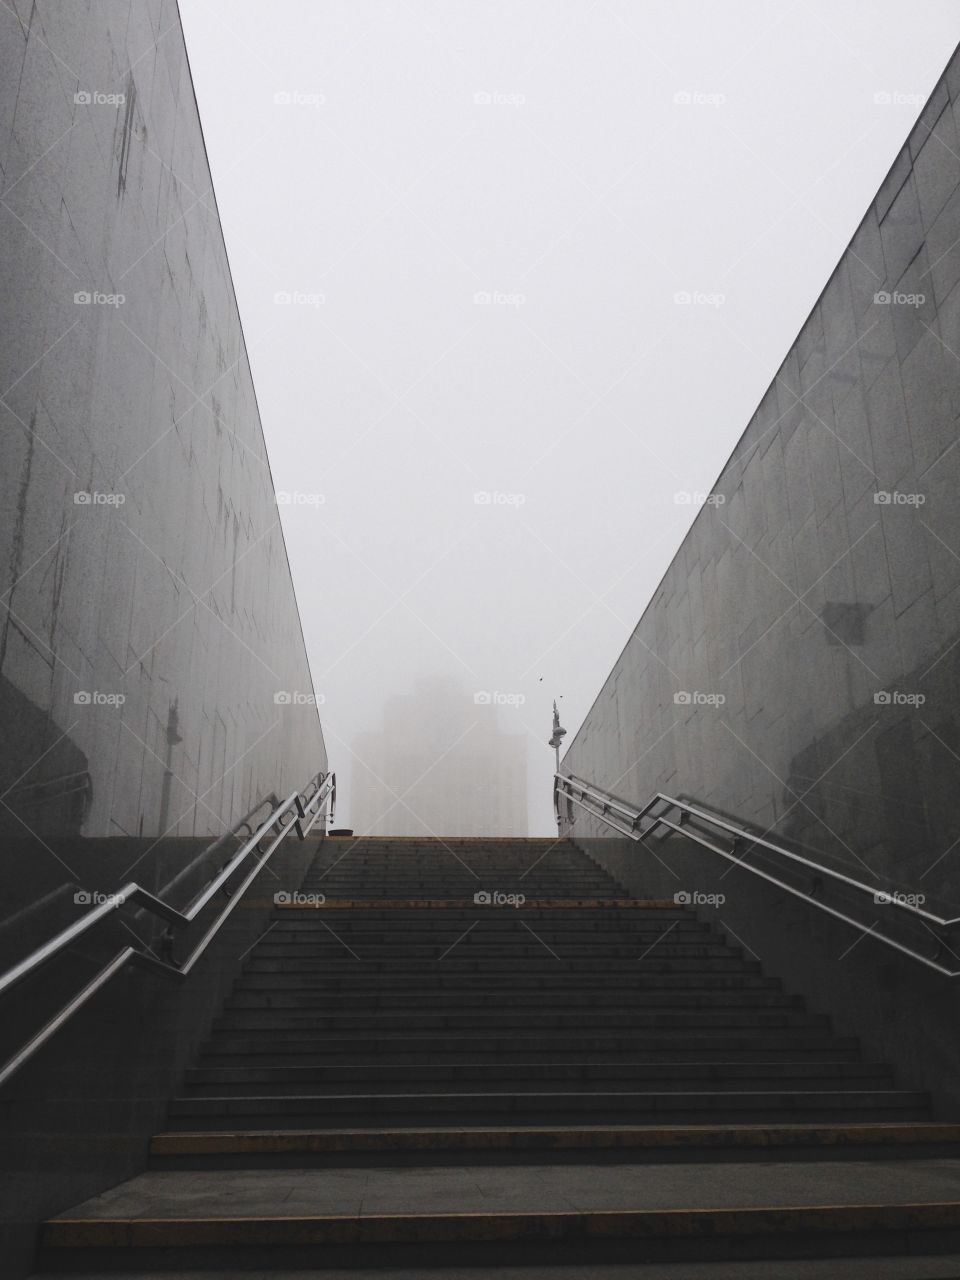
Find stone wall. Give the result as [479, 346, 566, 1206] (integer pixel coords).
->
[0, 0, 326, 917]
[0, 4, 326, 1270]
[564, 44, 960, 912]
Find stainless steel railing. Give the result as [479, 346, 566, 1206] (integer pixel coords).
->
[0, 769, 335, 1088]
[555, 770, 960, 977]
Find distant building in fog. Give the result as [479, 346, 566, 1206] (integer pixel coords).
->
[350, 677, 528, 836]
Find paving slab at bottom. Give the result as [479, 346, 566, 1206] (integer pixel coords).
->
[46, 1159, 960, 1223]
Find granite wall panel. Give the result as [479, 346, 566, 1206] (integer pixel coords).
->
[0, 5, 327, 1269]
[565, 42, 960, 913]
[0, 0, 327, 923]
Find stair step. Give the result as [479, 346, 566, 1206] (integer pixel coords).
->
[235, 973, 780, 990]
[270, 917, 706, 929]
[212, 1012, 830, 1033]
[168, 1089, 929, 1124]
[182, 1073, 897, 1098]
[223, 991, 802, 1011]
[199, 1036, 862, 1068]
[42, 1158, 960, 1268]
[251, 945, 743, 959]
[184, 1062, 894, 1090]
[203, 1026, 857, 1048]
[150, 1120, 960, 1159]
[243, 957, 764, 973]
[282, 900, 682, 910]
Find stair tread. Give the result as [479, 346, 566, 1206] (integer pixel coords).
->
[148, 1120, 960, 1155]
[172, 1089, 926, 1102]
[44, 1157, 960, 1226]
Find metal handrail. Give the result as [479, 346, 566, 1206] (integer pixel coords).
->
[148, 788, 282, 915]
[0, 769, 335, 1088]
[555, 771, 960, 977]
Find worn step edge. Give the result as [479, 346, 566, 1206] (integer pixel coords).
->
[167, 1089, 930, 1112]
[276, 899, 669, 909]
[184, 1063, 890, 1081]
[149, 1121, 960, 1157]
[41, 1201, 960, 1249]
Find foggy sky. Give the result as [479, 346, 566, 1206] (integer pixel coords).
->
[177, 0, 960, 833]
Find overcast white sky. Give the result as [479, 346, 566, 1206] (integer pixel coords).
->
[178, 0, 960, 834]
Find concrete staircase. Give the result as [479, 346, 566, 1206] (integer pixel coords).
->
[36, 837, 960, 1273]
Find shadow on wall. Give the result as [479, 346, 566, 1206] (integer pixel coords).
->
[0, 674, 91, 842]
[782, 651, 960, 909]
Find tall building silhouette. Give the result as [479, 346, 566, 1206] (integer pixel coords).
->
[350, 677, 528, 835]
